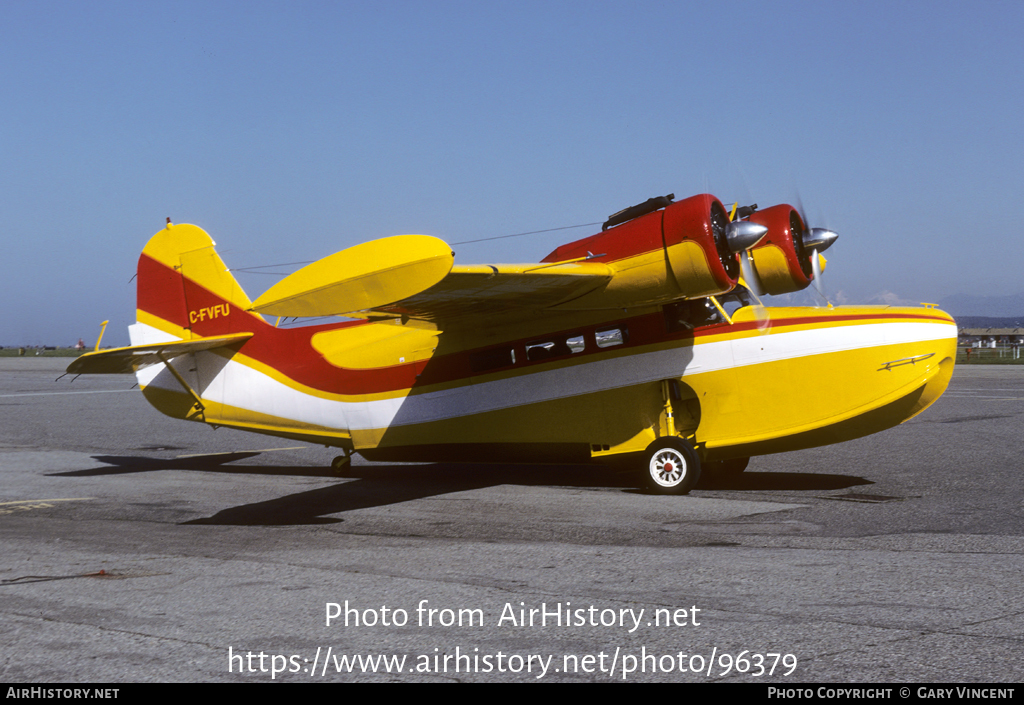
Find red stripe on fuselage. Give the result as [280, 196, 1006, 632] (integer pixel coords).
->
[138, 255, 952, 397]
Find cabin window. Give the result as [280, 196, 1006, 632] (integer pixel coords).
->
[470, 346, 516, 373]
[526, 333, 585, 361]
[595, 326, 628, 348]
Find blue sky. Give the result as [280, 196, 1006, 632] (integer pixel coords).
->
[3, 1, 1022, 345]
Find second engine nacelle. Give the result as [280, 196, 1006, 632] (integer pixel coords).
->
[746, 204, 814, 295]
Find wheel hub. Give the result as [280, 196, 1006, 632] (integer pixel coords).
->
[653, 451, 684, 484]
[643, 439, 701, 494]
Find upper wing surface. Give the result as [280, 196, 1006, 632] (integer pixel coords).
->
[245, 234, 612, 324]
[356, 262, 613, 323]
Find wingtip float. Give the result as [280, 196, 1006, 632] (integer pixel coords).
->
[70, 193, 955, 494]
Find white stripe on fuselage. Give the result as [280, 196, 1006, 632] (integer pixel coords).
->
[132, 319, 955, 433]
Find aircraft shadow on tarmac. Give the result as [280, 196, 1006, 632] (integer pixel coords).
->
[53, 453, 330, 477]
[46, 454, 872, 526]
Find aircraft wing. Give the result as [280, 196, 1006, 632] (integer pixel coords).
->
[360, 262, 613, 323]
[247, 234, 614, 325]
[67, 333, 254, 375]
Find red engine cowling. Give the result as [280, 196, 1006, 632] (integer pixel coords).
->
[662, 194, 739, 293]
[541, 194, 739, 298]
[746, 204, 814, 295]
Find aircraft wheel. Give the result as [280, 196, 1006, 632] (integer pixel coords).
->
[330, 455, 353, 477]
[643, 438, 701, 495]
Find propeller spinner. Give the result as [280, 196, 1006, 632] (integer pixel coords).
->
[801, 222, 838, 300]
[727, 220, 769, 296]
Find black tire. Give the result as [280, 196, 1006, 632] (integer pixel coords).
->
[643, 438, 701, 495]
[330, 455, 354, 477]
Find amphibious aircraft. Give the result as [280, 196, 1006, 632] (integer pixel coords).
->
[68, 193, 957, 494]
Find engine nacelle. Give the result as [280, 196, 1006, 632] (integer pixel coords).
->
[541, 194, 739, 305]
[746, 204, 813, 295]
[662, 194, 739, 295]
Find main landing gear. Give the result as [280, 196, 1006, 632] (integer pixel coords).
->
[330, 453, 354, 477]
[643, 438, 701, 495]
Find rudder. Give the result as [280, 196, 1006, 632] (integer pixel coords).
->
[133, 222, 261, 344]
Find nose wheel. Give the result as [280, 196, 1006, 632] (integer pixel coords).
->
[643, 438, 701, 494]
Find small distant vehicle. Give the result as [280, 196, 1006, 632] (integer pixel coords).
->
[69, 193, 956, 493]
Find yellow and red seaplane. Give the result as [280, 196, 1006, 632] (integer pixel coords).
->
[69, 193, 956, 494]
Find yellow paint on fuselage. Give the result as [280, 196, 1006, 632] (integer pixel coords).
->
[689, 333, 955, 459]
[342, 304, 957, 461]
[141, 385, 355, 449]
[135, 289, 956, 466]
[312, 323, 439, 369]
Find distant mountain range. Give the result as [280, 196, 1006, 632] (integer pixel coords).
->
[951, 316, 1024, 329]
[766, 290, 1024, 322]
[938, 291, 1024, 319]
[769, 290, 1023, 326]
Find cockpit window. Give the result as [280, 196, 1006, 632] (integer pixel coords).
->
[664, 287, 758, 331]
[664, 299, 720, 330]
[717, 286, 758, 316]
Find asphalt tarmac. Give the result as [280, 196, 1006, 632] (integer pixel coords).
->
[1, 358, 1022, 683]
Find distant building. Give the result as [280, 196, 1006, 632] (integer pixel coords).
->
[958, 327, 1024, 346]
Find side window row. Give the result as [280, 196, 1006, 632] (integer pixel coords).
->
[471, 326, 628, 372]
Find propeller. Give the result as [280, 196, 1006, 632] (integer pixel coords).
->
[794, 196, 838, 303]
[725, 215, 768, 296]
[803, 226, 838, 301]
[726, 206, 771, 332]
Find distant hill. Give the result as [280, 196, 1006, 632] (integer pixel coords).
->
[953, 316, 1024, 329]
[939, 291, 1024, 318]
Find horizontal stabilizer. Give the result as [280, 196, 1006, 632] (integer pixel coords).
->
[250, 235, 454, 318]
[66, 333, 254, 375]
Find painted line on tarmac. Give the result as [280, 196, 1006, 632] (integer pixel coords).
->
[0, 389, 136, 398]
[0, 498, 95, 506]
[0, 498, 95, 516]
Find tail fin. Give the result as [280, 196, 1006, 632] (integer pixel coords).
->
[132, 222, 263, 345]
